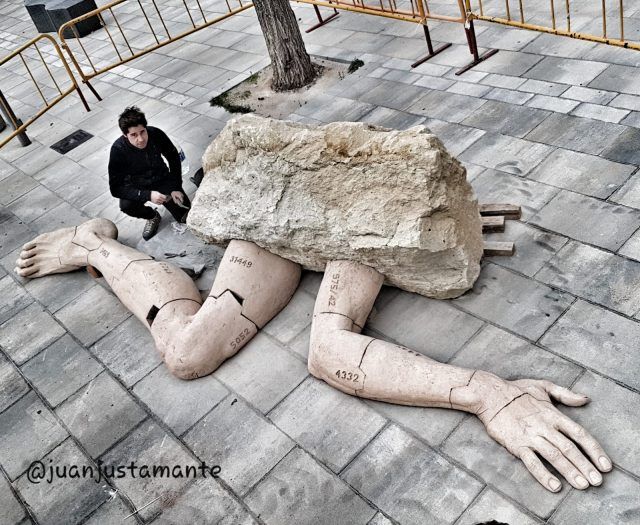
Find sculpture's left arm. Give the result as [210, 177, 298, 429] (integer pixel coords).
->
[308, 261, 612, 493]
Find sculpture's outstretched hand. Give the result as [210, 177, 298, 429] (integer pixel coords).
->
[472, 374, 612, 492]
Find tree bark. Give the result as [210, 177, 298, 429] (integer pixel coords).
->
[253, 0, 318, 91]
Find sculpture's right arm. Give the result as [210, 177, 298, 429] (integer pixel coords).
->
[308, 261, 612, 493]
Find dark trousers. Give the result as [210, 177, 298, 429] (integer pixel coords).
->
[120, 190, 191, 223]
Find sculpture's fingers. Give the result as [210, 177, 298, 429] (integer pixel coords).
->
[543, 381, 589, 407]
[534, 439, 589, 490]
[21, 240, 37, 251]
[20, 247, 37, 260]
[556, 416, 612, 472]
[16, 257, 35, 269]
[519, 447, 562, 492]
[546, 431, 602, 486]
[16, 265, 39, 277]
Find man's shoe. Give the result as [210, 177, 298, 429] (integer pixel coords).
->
[142, 210, 161, 240]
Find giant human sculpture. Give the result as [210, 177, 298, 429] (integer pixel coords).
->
[15, 116, 611, 495]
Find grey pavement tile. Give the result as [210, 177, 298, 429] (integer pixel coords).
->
[476, 25, 539, 52]
[270, 377, 386, 472]
[0, 171, 38, 206]
[461, 100, 549, 138]
[589, 63, 640, 96]
[31, 156, 91, 191]
[536, 241, 640, 316]
[0, 213, 34, 258]
[30, 202, 89, 234]
[0, 391, 67, 480]
[154, 478, 257, 525]
[358, 106, 426, 130]
[7, 185, 64, 223]
[56, 372, 146, 457]
[299, 270, 323, 297]
[11, 147, 63, 177]
[56, 173, 108, 209]
[21, 335, 103, 408]
[483, 220, 568, 277]
[90, 316, 161, 387]
[610, 93, 640, 111]
[456, 488, 540, 525]
[54, 285, 131, 346]
[526, 56, 609, 86]
[562, 85, 617, 105]
[413, 74, 456, 91]
[443, 416, 566, 518]
[368, 291, 483, 362]
[288, 325, 310, 360]
[601, 127, 640, 165]
[0, 303, 65, 365]
[14, 439, 109, 525]
[133, 365, 228, 436]
[480, 73, 527, 90]
[551, 469, 640, 525]
[530, 190, 640, 251]
[619, 230, 640, 261]
[526, 94, 580, 113]
[405, 90, 487, 123]
[100, 420, 197, 521]
[451, 324, 581, 386]
[184, 397, 295, 495]
[460, 133, 554, 176]
[262, 289, 314, 345]
[0, 473, 26, 525]
[172, 115, 225, 149]
[24, 271, 94, 313]
[422, 119, 486, 157]
[368, 512, 394, 525]
[298, 95, 375, 123]
[454, 263, 573, 341]
[571, 102, 629, 123]
[561, 371, 640, 477]
[0, 353, 29, 413]
[528, 148, 634, 199]
[519, 78, 569, 97]
[540, 300, 640, 390]
[214, 332, 308, 413]
[82, 497, 134, 524]
[363, 399, 465, 448]
[381, 68, 422, 85]
[446, 80, 492, 98]
[484, 87, 534, 105]
[325, 75, 384, 101]
[526, 113, 625, 155]
[342, 424, 483, 525]
[522, 33, 598, 59]
[475, 49, 543, 76]
[0, 275, 32, 325]
[0, 158, 17, 180]
[246, 447, 376, 525]
[620, 111, 640, 128]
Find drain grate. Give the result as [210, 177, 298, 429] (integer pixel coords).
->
[50, 129, 93, 154]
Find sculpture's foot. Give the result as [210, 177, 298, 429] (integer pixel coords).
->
[15, 218, 117, 278]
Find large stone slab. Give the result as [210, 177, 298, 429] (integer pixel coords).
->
[190, 115, 483, 299]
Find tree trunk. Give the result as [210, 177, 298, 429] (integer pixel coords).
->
[253, 0, 318, 91]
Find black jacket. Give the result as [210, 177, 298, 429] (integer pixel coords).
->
[108, 126, 182, 202]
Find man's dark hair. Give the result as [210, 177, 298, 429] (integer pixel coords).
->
[118, 106, 147, 134]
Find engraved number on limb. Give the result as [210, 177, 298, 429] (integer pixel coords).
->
[229, 256, 253, 268]
[230, 328, 251, 350]
[328, 273, 340, 307]
[335, 370, 359, 382]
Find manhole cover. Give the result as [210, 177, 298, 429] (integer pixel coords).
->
[50, 129, 93, 154]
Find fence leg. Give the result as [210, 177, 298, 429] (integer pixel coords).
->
[411, 23, 452, 68]
[83, 79, 102, 102]
[306, 5, 339, 33]
[0, 90, 32, 147]
[456, 19, 498, 75]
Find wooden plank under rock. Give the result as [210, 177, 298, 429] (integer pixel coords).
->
[481, 215, 505, 233]
[479, 204, 521, 220]
[483, 241, 515, 257]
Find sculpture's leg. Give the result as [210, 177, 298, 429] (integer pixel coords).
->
[16, 219, 301, 379]
[309, 261, 612, 493]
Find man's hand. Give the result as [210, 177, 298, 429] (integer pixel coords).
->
[470, 373, 612, 492]
[150, 191, 167, 205]
[171, 191, 184, 205]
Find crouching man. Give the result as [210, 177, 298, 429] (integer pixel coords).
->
[108, 106, 191, 240]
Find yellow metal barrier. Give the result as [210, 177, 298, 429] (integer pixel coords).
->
[58, 0, 254, 101]
[299, 0, 497, 73]
[0, 34, 89, 149]
[465, 0, 640, 51]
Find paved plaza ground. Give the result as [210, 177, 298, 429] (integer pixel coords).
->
[2, 0, 640, 523]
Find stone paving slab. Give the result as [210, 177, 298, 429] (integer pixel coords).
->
[536, 241, 640, 316]
[342, 424, 483, 525]
[0, 472, 26, 524]
[269, 376, 386, 473]
[14, 438, 110, 525]
[0, 352, 28, 413]
[456, 488, 541, 525]
[246, 447, 376, 525]
[529, 190, 640, 251]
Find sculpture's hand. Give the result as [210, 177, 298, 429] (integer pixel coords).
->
[470, 373, 612, 492]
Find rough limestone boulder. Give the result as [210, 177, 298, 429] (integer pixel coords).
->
[188, 115, 483, 299]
